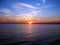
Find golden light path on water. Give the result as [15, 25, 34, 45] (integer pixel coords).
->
[15, 22, 33, 41]
[16, 24, 32, 33]
[24, 23, 32, 37]
[27, 23, 32, 41]
[28, 24, 32, 34]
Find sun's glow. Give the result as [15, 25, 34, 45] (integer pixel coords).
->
[29, 22, 32, 24]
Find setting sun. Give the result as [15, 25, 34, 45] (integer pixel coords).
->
[29, 22, 32, 24]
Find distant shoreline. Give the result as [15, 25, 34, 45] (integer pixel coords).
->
[0, 22, 60, 24]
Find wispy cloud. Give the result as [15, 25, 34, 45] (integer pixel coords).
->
[18, 3, 37, 9]
[13, 2, 52, 20]
[13, 3, 38, 15]
[16, 14, 33, 20]
[14, 3, 37, 10]
[42, 5, 52, 8]
[16, 9, 43, 21]
[16, 10, 39, 20]
[41, 0, 47, 4]
[13, 3, 43, 20]
[0, 8, 13, 15]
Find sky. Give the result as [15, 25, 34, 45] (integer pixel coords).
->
[0, 0, 60, 23]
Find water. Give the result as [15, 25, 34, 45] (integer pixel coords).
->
[0, 24, 60, 45]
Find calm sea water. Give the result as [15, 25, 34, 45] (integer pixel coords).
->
[0, 24, 60, 45]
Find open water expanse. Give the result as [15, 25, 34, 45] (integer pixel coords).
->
[0, 24, 60, 45]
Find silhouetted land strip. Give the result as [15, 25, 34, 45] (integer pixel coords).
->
[0, 22, 60, 24]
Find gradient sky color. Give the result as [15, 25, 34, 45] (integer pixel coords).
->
[0, 0, 60, 23]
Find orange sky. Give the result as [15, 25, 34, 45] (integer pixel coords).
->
[0, 17, 60, 23]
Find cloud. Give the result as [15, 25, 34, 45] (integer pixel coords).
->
[41, 0, 46, 4]
[16, 10, 39, 21]
[13, 3, 42, 20]
[16, 14, 33, 20]
[29, 10, 42, 15]
[15, 3, 37, 9]
[42, 5, 52, 8]
[13, 3, 38, 15]
[16, 9, 43, 21]
[0, 8, 13, 15]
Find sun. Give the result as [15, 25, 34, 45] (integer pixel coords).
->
[29, 22, 32, 24]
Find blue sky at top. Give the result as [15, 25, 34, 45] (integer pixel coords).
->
[0, 0, 60, 19]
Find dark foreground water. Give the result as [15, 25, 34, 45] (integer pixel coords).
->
[0, 24, 60, 45]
